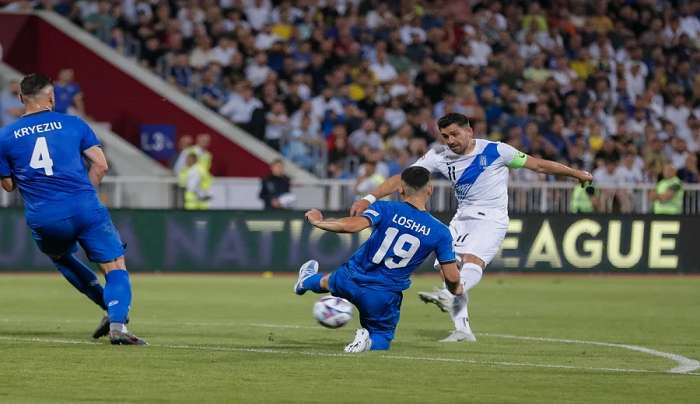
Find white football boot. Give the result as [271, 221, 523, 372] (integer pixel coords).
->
[344, 328, 372, 353]
[417, 287, 454, 313]
[294, 259, 319, 295]
[439, 329, 477, 342]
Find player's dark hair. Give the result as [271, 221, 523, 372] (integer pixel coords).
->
[401, 166, 431, 193]
[20, 73, 52, 97]
[437, 113, 471, 129]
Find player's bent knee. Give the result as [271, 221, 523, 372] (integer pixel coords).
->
[99, 256, 127, 273]
[460, 254, 485, 269]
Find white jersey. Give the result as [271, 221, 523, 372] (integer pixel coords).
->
[411, 139, 523, 223]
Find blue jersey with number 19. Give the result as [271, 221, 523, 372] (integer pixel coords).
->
[0, 110, 102, 225]
[347, 200, 456, 292]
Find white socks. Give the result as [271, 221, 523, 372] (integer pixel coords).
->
[449, 262, 483, 333]
[110, 323, 128, 333]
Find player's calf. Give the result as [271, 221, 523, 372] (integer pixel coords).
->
[99, 259, 146, 344]
[52, 254, 107, 311]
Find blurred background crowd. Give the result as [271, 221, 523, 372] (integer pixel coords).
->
[1, 0, 699, 213]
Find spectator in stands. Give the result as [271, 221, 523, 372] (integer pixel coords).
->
[0, 79, 23, 127]
[211, 35, 238, 66]
[219, 82, 262, 132]
[349, 119, 383, 153]
[650, 164, 684, 215]
[354, 160, 386, 198]
[53, 68, 85, 116]
[264, 101, 288, 151]
[140, 36, 166, 69]
[677, 154, 699, 184]
[245, 52, 272, 88]
[83, 0, 115, 44]
[593, 158, 620, 212]
[615, 153, 644, 213]
[283, 114, 323, 173]
[259, 159, 293, 209]
[195, 65, 226, 111]
[310, 87, 343, 122]
[168, 52, 194, 93]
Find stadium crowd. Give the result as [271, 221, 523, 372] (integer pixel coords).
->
[3, 0, 700, 192]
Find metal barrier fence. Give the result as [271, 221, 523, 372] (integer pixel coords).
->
[1, 177, 699, 214]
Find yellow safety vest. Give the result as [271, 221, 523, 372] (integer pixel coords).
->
[570, 186, 594, 213]
[179, 164, 213, 210]
[653, 177, 683, 215]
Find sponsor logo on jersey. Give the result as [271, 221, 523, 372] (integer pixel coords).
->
[13, 122, 63, 139]
[391, 214, 431, 236]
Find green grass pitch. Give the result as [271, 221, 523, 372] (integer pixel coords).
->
[0, 273, 698, 403]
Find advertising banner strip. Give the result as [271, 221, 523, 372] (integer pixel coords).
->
[0, 210, 695, 273]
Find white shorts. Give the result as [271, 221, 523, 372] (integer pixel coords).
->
[448, 216, 508, 266]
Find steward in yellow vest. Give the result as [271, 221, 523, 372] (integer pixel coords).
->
[178, 153, 212, 210]
[651, 164, 683, 215]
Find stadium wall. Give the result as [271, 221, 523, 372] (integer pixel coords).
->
[0, 209, 697, 273]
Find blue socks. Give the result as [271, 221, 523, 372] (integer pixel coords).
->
[103, 269, 132, 324]
[369, 333, 391, 350]
[52, 254, 107, 310]
[302, 273, 327, 293]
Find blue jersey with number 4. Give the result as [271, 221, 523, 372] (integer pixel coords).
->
[0, 110, 102, 225]
[348, 200, 456, 292]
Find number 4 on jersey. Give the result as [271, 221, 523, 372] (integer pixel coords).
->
[30, 136, 54, 176]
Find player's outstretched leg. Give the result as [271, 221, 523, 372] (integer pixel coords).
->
[101, 261, 147, 346]
[344, 328, 372, 353]
[441, 263, 482, 342]
[52, 254, 107, 311]
[294, 260, 328, 295]
[420, 259, 482, 342]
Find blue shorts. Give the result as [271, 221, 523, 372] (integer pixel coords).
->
[29, 206, 125, 263]
[328, 266, 403, 350]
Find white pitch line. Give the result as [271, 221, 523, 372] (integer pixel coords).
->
[481, 333, 700, 374]
[0, 335, 678, 375]
[1, 318, 698, 375]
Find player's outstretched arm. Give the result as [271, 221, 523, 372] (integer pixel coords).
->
[305, 209, 371, 233]
[83, 146, 109, 187]
[349, 174, 402, 216]
[440, 262, 463, 296]
[523, 156, 593, 185]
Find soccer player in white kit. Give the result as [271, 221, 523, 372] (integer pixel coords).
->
[350, 113, 593, 342]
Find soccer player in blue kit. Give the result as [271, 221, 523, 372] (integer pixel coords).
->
[0, 74, 146, 345]
[294, 166, 461, 352]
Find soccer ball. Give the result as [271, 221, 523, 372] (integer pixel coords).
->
[313, 296, 353, 328]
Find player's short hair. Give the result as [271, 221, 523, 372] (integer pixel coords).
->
[20, 73, 52, 97]
[437, 113, 471, 129]
[401, 166, 431, 194]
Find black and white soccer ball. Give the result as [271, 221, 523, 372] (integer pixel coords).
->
[312, 296, 353, 328]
